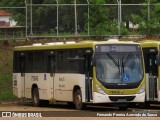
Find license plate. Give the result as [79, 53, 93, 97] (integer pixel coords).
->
[117, 99, 127, 102]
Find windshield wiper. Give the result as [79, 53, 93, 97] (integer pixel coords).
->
[106, 53, 119, 66]
[107, 53, 131, 83]
[107, 53, 121, 78]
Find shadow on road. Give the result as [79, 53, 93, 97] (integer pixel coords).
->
[19, 100, 160, 112]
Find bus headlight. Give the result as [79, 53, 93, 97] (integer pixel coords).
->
[137, 85, 145, 94]
[96, 85, 106, 95]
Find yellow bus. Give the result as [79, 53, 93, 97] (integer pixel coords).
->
[140, 40, 160, 106]
[13, 39, 145, 110]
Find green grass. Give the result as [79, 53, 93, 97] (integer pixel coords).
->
[0, 91, 16, 100]
[0, 42, 15, 100]
[0, 73, 15, 100]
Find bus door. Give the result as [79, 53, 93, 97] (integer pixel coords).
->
[146, 54, 158, 101]
[85, 50, 93, 102]
[48, 55, 56, 99]
[19, 55, 26, 98]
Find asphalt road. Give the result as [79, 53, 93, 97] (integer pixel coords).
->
[0, 103, 160, 118]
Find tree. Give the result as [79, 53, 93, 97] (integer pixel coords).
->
[1, 0, 160, 36]
[131, 1, 160, 36]
[84, 0, 117, 35]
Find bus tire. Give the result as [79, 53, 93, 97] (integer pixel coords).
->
[32, 87, 42, 107]
[74, 89, 84, 110]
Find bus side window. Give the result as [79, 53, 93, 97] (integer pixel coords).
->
[26, 52, 33, 73]
[19, 57, 26, 77]
[48, 55, 55, 77]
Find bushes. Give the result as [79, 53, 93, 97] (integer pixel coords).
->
[0, 42, 15, 100]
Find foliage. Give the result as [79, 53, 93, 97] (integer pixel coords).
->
[0, 0, 25, 26]
[0, 43, 15, 100]
[84, 0, 117, 35]
[0, 0, 160, 36]
[131, 3, 160, 36]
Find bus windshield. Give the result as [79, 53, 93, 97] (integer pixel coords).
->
[96, 53, 143, 84]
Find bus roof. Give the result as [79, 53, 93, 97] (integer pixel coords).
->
[14, 40, 140, 51]
[139, 40, 160, 48]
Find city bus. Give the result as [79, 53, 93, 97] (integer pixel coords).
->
[140, 40, 160, 106]
[13, 39, 145, 110]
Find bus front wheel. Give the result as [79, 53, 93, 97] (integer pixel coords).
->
[74, 89, 84, 110]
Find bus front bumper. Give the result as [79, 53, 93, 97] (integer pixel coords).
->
[93, 92, 145, 103]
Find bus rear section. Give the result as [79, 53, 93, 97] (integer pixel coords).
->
[13, 40, 145, 110]
[140, 40, 160, 106]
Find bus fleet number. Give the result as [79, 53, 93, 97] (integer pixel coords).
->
[31, 76, 38, 81]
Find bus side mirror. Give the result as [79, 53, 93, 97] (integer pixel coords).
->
[156, 55, 160, 65]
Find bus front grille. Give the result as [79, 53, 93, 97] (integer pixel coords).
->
[109, 96, 135, 102]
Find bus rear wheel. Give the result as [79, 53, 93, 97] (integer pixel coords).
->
[32, 87, 49, 107]
[32, 87, 42, 107]
[74, 89, 84, 110]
